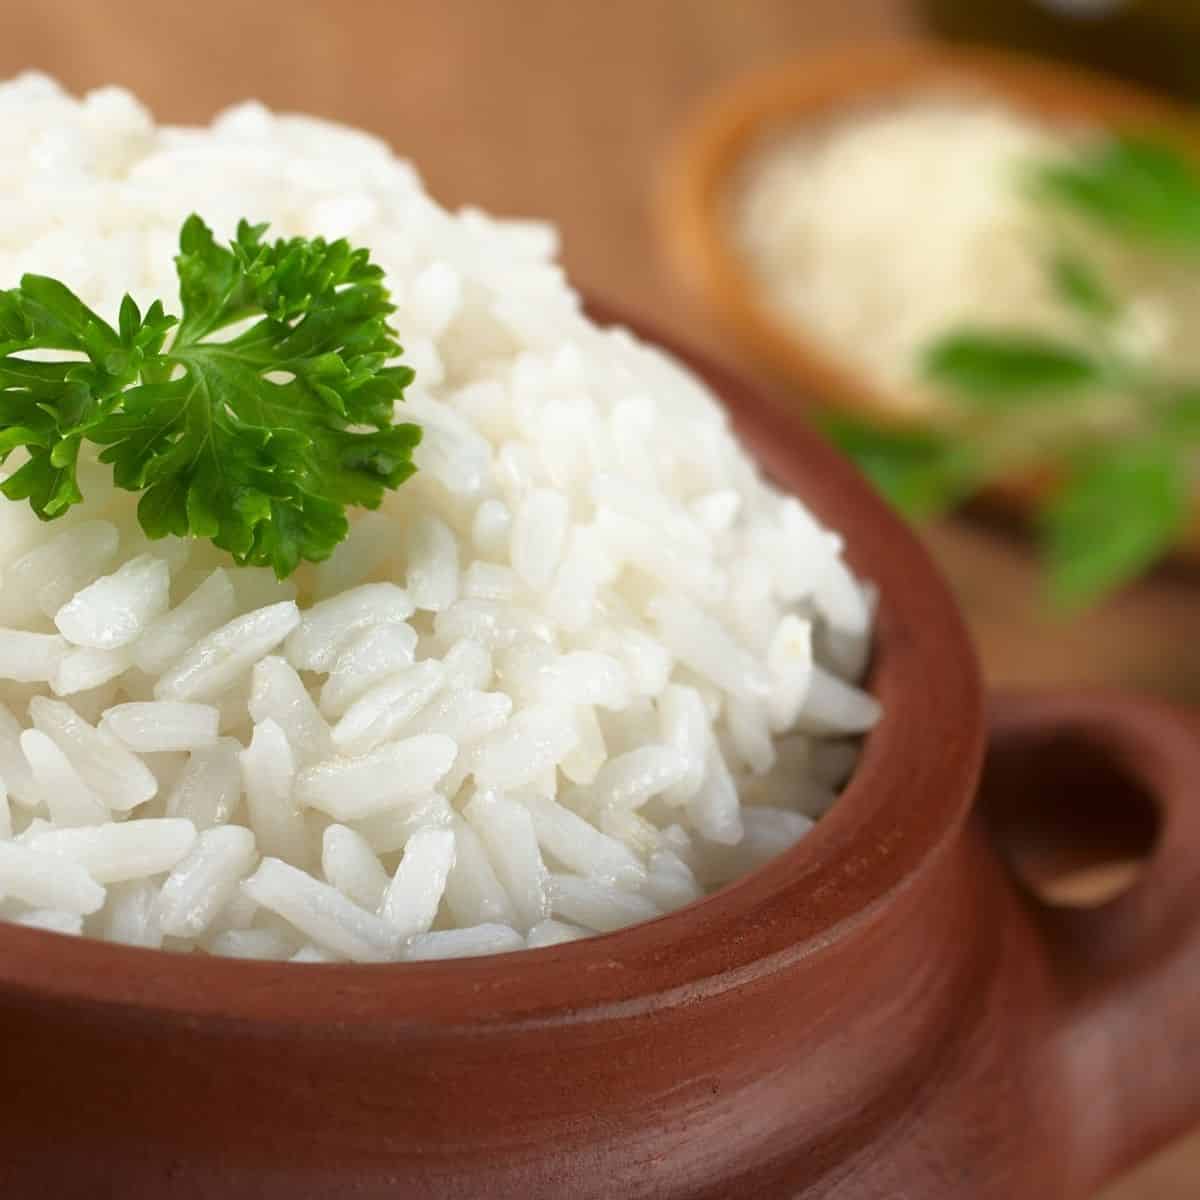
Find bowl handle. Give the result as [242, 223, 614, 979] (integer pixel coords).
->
[984, 690, 1200, 1193]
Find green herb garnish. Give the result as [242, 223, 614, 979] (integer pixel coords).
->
[1041, 439, 1188, 608]
[923, 330, 1103, 405]
[816, 412, 979, 520]
[1047, 247, 1121, 321]
[824, 133, 1200, 609]
[0, 215, 420, 579]
[1032, 134, 1200, 248]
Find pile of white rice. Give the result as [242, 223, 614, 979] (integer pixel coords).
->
[0, 74, 878, 963]
[733, 93, 1190, 415]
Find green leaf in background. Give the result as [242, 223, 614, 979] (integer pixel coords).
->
[1041, 441, 1189, 608]
[923, 330, 1102, 404]
[1033, 134, 1200, 247]
[893, 132, 1200, 609]
[819, 413, 978, 519]
[1160, 385, 1200, 440]
[1048, 248, 1120, 322]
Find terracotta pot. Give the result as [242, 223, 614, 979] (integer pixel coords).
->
[659, 40, 1200, 558]
[2, 312, 1200, 1198]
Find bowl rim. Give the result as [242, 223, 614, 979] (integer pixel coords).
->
[0, 303, 983, 1032]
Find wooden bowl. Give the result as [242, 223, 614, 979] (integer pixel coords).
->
[3, 306, 1200, 1198]
[660, 40, 1200, 555]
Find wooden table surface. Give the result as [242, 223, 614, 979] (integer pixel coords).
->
[3, 1, 1198, 1195]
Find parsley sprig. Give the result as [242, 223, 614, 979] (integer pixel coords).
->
[824, 134, 1200, 609]
[0, 215, 420, 578]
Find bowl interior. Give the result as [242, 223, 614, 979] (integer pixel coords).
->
[0, 304, 983, 1030]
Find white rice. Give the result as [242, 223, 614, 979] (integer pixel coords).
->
[0, 631, 69, 684]
[732, 94, 1199, 415]
[156, 602, 301, 702]
[132, 568, 236, 676]
[240, 720, 306, 866]
[101, 702, 220, 752]
[163, 739, 241, 829]
[321, 823, 391, 913]
[248, 656, 335, 765]
[547, 874, 663, 934]
[11, 907, 84, 935]
[208, 926, 297, 961]
[0, 75, 879, 961]
[442, 815, 518, 928]
[30, 697, 157, 814]
[103, 879, 163, 947]
[0, 521, 120, 626]
[332, 660, 447, 755]
[55, 555, 170, 650]
[156, 825, 257, 939]
[379, 826, 456, 937]
[0, 839, 105, 913]
[19, 729, 108, 827]
[525, 918, 589, 948]
[400, 923, 524, 961]
[22, 818, 196, 883]
[318, 623, 420, 718]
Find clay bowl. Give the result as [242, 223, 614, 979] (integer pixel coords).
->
[3, 307, 1200, 1199]
[660, 40, 1200, 556]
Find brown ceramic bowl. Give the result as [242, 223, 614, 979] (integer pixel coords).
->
[661, 40, 1200, 556]
[3, 307, 1200, 1198]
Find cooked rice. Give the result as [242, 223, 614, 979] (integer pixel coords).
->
[0, 74, 880, 962]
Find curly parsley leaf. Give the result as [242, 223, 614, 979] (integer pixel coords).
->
[0, 276, 168, 520]
[0, 215, 419, 577]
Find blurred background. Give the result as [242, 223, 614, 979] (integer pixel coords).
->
[3, 1, 1198, 1195]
